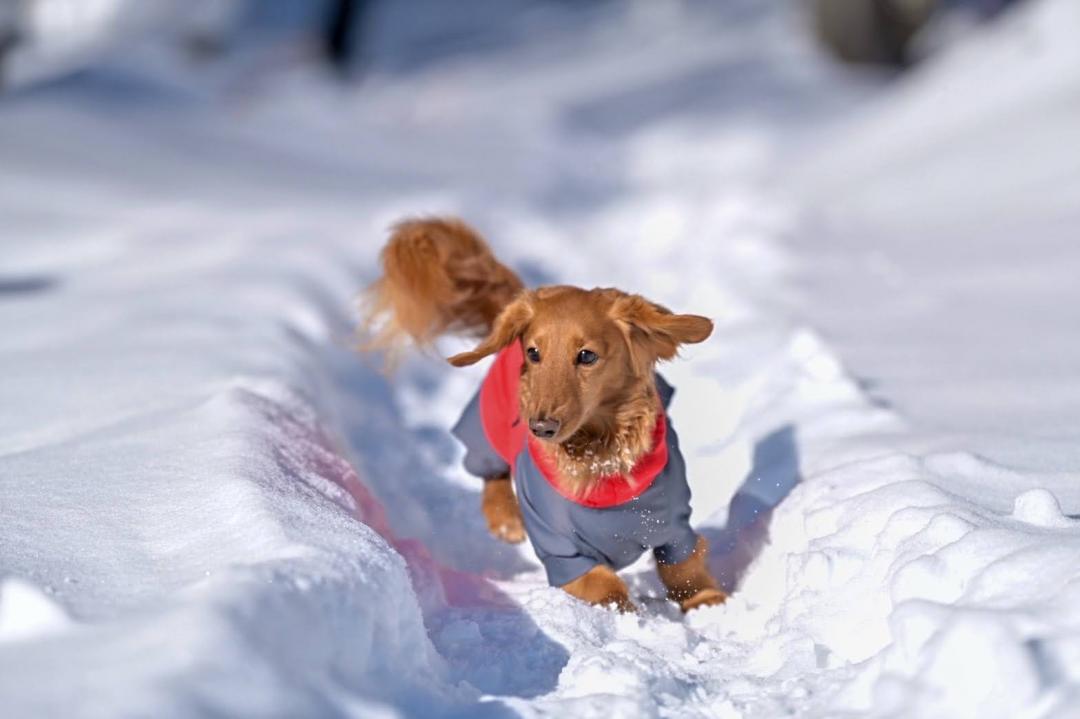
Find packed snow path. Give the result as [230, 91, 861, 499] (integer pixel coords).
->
[2, 2, 1079, 717]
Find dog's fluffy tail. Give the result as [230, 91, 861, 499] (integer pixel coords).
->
[361, 217, 523, 357]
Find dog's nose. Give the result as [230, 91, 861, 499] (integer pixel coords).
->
[529, 417, 561, 439]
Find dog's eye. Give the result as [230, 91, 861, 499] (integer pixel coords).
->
[526, 347, 541, 363]
[576, 349, 599, 366]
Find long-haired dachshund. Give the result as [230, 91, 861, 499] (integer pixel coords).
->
[363, 217, 726, 612]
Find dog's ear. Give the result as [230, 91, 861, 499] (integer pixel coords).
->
[448, 293, 533, 366]
[609, 293, 712, 362]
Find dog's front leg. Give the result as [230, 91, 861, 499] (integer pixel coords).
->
[481, 475, 526, 543]
[561, 565, 636, 613]
[656, 536, 727, 612]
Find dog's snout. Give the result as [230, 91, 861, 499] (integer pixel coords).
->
[529, 417, 561, 439]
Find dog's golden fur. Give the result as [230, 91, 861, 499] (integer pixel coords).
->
[365, 219, 712, 496]
[445, 285, 711, 496]
[363, 217, 723, 611]
[361, 217, 523, 357]
[449, 285, 682, 495]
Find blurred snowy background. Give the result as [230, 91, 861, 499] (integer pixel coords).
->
[1, 1, 1078, 717]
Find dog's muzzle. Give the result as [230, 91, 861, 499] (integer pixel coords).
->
[529, 417, 561, 439]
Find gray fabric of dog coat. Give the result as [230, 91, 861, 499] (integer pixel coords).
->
[451, 371, 700, 587]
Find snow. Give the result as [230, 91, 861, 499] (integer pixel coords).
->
[2, 0, 1079, 717]
[0, 578, 72, 642]
[791, 0, 1080, 472]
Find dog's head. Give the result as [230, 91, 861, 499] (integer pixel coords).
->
[448, 286, 712, 444]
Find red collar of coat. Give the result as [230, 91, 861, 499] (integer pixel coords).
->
[478, 341, 668, 508]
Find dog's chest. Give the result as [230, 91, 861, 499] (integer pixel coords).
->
[512, 421, 692, 570]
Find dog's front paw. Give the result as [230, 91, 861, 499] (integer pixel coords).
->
[561, 565, 637, 613]
[488, 515, 526, 544]
[679, 588, 727, 613]
[482, 477, 526, 544]
[604, 591, 638, 614]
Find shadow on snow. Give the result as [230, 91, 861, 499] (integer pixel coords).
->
[325, 343, 569, 701]
[702, 424, 801, 594]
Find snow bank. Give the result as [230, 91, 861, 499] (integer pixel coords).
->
[0, 84, 466, 715]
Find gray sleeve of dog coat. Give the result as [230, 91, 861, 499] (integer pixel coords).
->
[539, 553, 601, 589]
[520, 497, 601, 587]
[656, 372, 675, 409]
[651, 405, 700, 567]
[527, 511, 601, 587]
[451, 387, 512, 480]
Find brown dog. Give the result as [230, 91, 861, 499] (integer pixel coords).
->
[363, 217, 725, 612]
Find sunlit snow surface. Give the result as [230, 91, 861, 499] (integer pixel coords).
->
[1, 1, 1078, 717]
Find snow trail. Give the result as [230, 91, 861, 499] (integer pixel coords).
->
[1, 1, 1079, 717]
